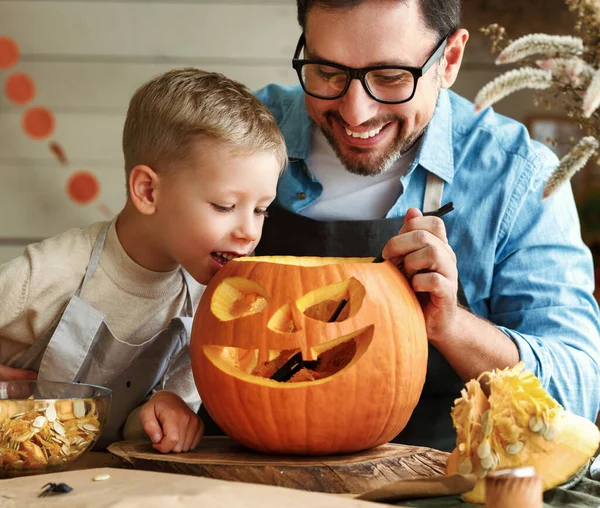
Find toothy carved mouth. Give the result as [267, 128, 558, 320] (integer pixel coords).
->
[202, 325, 374, 386]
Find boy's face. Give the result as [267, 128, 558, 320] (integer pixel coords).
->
[154, 141, 281, 285]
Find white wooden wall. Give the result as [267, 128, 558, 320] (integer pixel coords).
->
[0, 1, 537, 264]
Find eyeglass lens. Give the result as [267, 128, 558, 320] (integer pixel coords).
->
[301, 64, 416, 102]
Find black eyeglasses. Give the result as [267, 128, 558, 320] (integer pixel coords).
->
[292, 32, 449, 104]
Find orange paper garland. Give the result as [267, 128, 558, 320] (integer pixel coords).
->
[5, 72, 35, 105]
[1, 34, 111, 214]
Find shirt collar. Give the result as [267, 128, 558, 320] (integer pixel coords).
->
[278, 88, 312, 161]
[278, 86, 455, 184]
[413, 88, 455, 184]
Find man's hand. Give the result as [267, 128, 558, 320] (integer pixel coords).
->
[382, 207, 459, 343]
[139, 391, 204, 453]
[0, 364, 37, 381]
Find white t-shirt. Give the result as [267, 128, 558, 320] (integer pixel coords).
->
[299, 126, 418, 220]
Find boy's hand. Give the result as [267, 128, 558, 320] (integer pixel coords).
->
[139, 391, 204, 453]
[0, 364, 37, 381]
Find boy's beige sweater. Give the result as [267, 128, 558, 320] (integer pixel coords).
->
[0, 219, 204, 437]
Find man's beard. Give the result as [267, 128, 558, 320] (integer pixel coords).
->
[320, 110, 425, 176]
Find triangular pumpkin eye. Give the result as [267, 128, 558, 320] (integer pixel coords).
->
[298, 277, 365, 323]
[210, 277, 268, 321]
[266, 278, 366, 334]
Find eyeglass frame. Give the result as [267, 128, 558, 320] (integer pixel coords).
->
[291, 32, 450, 105]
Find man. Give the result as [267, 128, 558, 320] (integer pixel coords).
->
[247, 0, 600, 452]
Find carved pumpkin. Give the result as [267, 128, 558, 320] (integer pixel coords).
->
[446, 362, 600, 503]
[190, 256, 428, 455]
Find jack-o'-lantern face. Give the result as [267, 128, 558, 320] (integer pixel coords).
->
[190, 256, 428, 455]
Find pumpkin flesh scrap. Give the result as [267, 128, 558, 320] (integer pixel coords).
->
[447, 362, 600, 504]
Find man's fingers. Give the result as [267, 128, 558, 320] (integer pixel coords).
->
[383, 229, 447, 261]
[401, 215, 448, 243]
[412, 271, 457, 301]
[403, 242, 457, 280]
[403, 207, 423, 223]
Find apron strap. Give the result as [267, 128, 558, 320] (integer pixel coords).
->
[76, 221, 111, 297]
[11, 223, 111, 370]
[423, 172, 444, 213]
[180, 269, 198, 316]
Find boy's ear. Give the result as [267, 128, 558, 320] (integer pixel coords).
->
[129, 165, 160, 215]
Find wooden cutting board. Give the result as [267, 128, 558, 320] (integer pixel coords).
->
[107, 437, 449, 494]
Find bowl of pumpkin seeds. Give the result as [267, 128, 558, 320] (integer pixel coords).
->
[0, 380, 111, 477]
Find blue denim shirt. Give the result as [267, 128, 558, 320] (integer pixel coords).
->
[255, 84, 600, 422]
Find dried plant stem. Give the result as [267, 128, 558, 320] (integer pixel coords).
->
[475, 69, 553, 112]
[536, 58, 595, 87]
[543, 136, 599, 199]
[496, 34, 584, 64]
[583, 68, 600, 117]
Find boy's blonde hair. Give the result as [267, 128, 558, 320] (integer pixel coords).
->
[123, 68, 287, 179]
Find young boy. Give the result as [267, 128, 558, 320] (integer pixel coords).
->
[0, 68, 287, 453]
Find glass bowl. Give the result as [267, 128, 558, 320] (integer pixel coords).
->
[0, 380, 112, 478]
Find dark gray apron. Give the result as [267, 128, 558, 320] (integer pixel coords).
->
[199, 173, 467, 452]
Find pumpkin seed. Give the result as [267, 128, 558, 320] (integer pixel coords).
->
[543, 423, 557, 440]
[52, 421, 66, 437]
[32, 416, 47, 428]
[458, 442, 467, 453]
[10, 460, 24, 469]
[529, 416, 544, 433]
[506, 441, 524, 455]
[48, 455, 63, 467]
[477, 439, 491, 459]
[481, 454, 494, 469]
[458, 457, 473, 474]
[45, 404, 57, 422]
[476, 464, 488, 478]
[73, 400, 86, 419]
[81, 424, 99, 432]
[93, 473, 111, 481]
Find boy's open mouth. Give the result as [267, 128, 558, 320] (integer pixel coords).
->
[211, 251, 244, 266]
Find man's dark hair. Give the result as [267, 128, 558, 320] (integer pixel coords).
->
[297, 0, 460, 41]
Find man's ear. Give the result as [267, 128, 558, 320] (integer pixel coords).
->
[440, 28, 469, 89]
[129, 165, 160, 215]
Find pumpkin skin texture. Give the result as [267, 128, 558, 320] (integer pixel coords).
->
[190, 256, 428, 455]
[446, 362, 600, 504]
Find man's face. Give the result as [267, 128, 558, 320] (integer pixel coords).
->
[303, 0, 445, 176]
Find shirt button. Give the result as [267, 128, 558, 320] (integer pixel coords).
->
[296, 192, 307, 200]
